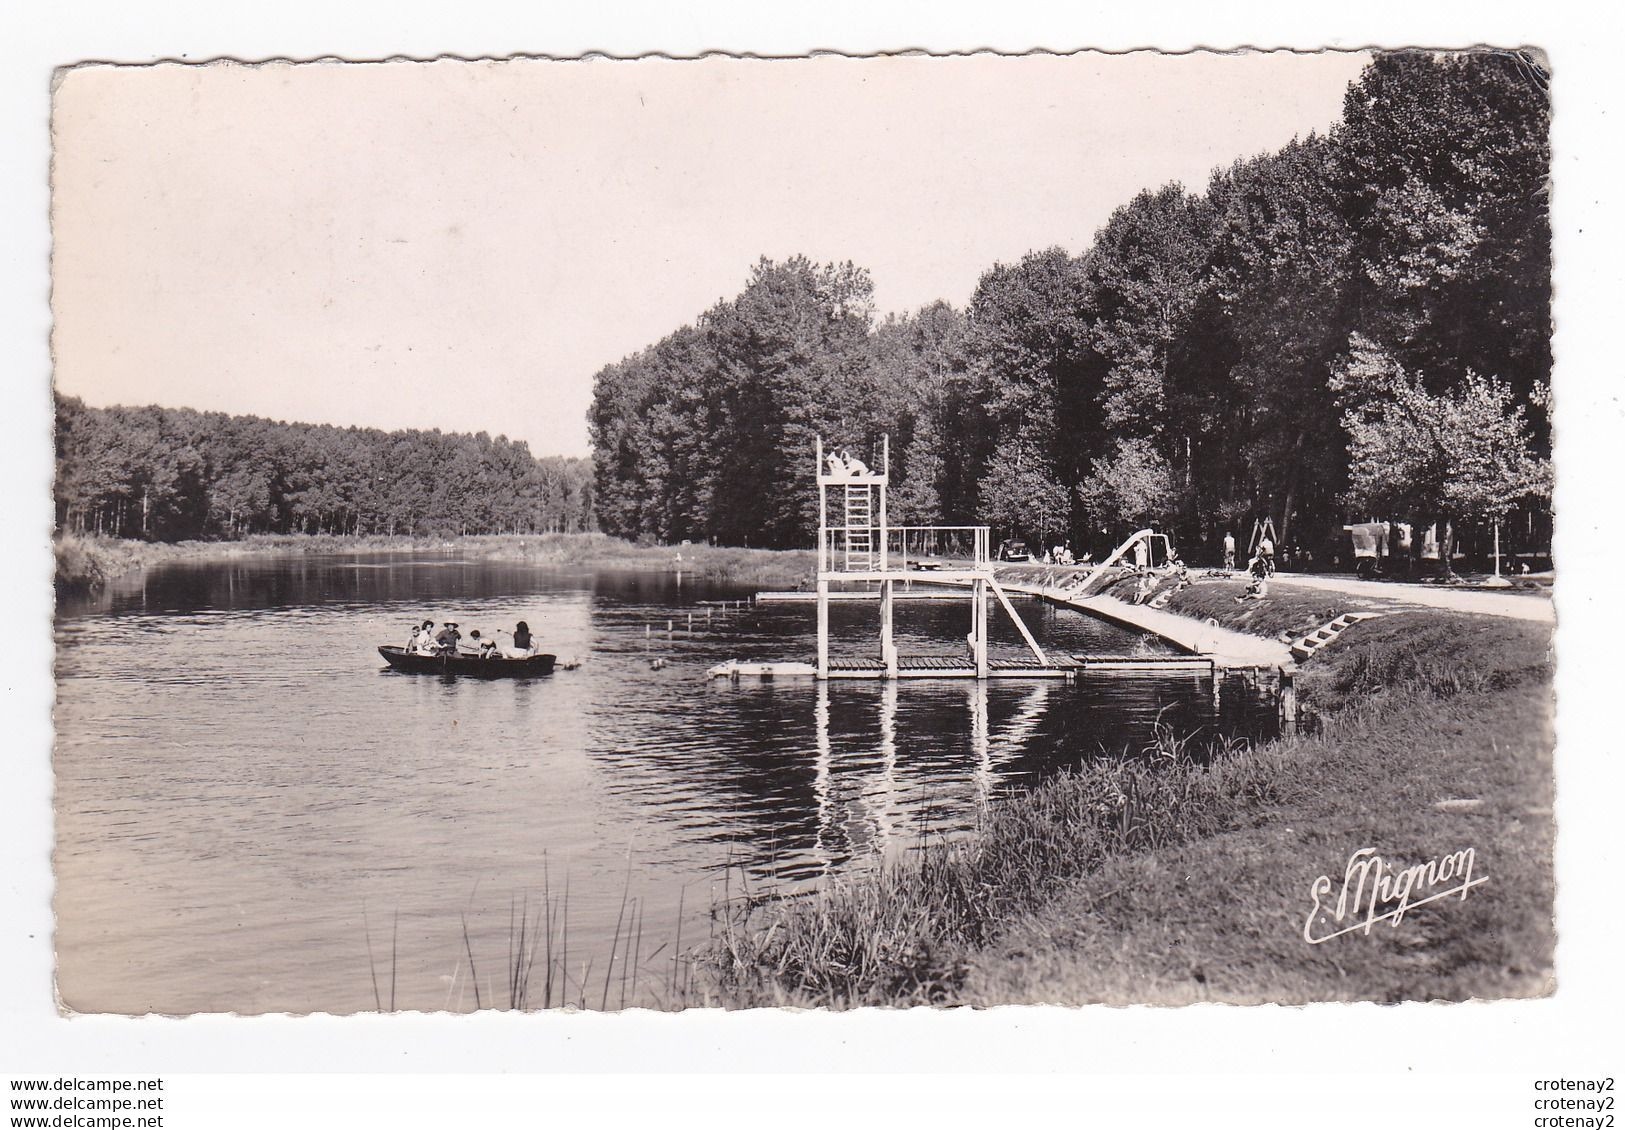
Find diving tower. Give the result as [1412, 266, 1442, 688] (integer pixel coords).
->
[707, 436, 1222, 682]
[809, 435, 1060, 680]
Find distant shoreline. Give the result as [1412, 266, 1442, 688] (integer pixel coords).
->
[53, 531, 817, 592]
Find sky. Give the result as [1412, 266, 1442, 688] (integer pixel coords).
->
[51, 50, 1372, 458]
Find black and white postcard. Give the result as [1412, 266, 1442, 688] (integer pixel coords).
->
[6, 9, 1622, 1125]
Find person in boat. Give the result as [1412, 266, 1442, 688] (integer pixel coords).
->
[411, 620, 438, 654]
[511, 621, 534, 656]
[434, 621, 461, 655]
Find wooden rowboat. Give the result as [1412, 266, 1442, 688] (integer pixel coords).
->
[378, 646, 557, 678]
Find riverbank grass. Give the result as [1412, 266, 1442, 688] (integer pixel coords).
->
[700, 722, 1274, 1008]
[1099, 572, 1361, 639]
[960, 611, 1552, 1004]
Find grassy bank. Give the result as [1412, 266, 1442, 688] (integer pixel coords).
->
[698, 723, 1282, 1008]
[1097, 572, 1366, 639]
[53, 531, 816, 591]
[959, 610, 1553, 1004]
[698, 599, 1554, 1006]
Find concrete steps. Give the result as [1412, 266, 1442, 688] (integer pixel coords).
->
[1290, 612, 1383, 662]
[1148, 583, 1182, 609]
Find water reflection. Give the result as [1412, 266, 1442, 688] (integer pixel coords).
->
[799, 679, 1059, 879]
[591, 664, 1256, 888]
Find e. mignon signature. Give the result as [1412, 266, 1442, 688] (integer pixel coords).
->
[1303, 846, 1488, 944]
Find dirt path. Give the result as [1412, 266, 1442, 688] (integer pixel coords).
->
[1269, 573, 1554, 623]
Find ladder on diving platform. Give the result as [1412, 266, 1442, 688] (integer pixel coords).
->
[844, 483, 875, 571]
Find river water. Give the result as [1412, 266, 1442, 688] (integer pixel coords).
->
[53, 552, 1278, 1014]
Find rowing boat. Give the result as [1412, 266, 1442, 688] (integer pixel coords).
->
[378, 646, 557, 677]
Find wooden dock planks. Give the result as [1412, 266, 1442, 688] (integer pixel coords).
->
[711, 649, 1215, 681]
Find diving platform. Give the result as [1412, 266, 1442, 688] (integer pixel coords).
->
[709, 435, 1117, 681]
[756, 586, 1027, 603]
[707, 653, 1215, 681]
[808, 435, 1050, 680]
[733, 435, 1233, 685]
[710, 435, 1297, 733]
[988, 580, 1294, 670]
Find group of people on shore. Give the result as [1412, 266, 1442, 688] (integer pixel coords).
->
[405, 619, 537, 659]
[1214, 531, 1277, 602]
[1221, 530, 1276, 576]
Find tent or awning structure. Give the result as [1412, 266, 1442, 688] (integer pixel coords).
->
[1343, 522, 1389, 560]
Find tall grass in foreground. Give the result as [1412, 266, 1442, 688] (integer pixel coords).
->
[370, 856, 702, 1012]
[697, 722, 1287, 1008]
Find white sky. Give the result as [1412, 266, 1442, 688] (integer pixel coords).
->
[51, 51, 1371, 457]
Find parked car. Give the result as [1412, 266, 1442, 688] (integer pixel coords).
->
[997, 538, 1032, 562]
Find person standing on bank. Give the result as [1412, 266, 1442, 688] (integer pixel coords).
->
[1223, 531, 1236, 570]
[1258, 531, 1275, 576]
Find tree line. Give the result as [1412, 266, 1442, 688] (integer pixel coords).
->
[54, 396, 595, 541]
[589, 51, 1552, 564]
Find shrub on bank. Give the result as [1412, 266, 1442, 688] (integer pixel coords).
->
[54, 533, 166, 590]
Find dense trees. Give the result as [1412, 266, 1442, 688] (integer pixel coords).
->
[589, 256, 896, 547]
[590, 50, 1552, 563]
[54, 396, 594, 541]
[1337, 52, 1553, 424]
[1334, 335, 1550, 558]
[60, 52, 1547, 562]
